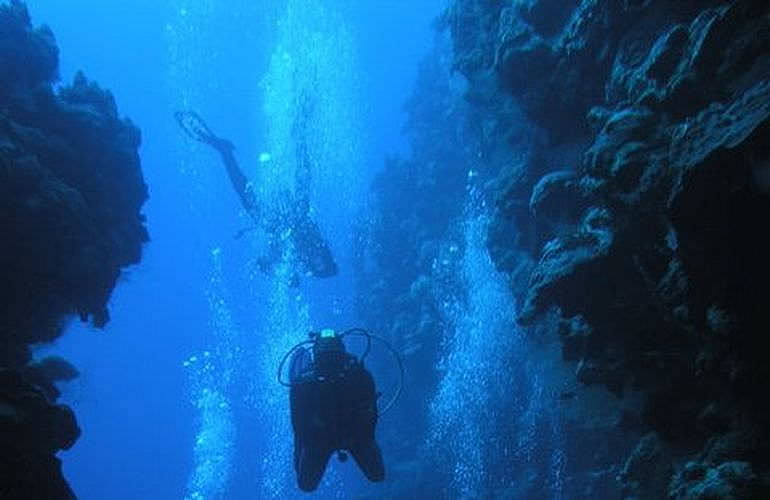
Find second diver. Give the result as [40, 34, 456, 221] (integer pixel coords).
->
[175, 101, 337, 285]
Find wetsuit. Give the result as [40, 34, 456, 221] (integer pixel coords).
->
[176, 110, 337, 281]
[289, 351, 385, 491]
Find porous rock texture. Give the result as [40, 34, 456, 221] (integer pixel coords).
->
[0, 1, 148, 496]
[447, 0, 770, 497]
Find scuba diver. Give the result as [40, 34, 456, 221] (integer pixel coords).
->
[279, 328, 404, 492]
[174, 101, 337, 285]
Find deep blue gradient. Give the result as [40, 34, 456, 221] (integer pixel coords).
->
[28, 1, 446, 498]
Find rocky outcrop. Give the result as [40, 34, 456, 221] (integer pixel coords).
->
[354, 33, 473, 446]
[448, 0, 770, 497]
[0, 0, 148, 495]
[352, 33, 495, 496]
[0, 369, 80, 499]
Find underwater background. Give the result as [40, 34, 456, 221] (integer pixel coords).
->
[2, 0, 770, 498]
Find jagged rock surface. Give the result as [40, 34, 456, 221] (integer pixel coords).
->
[0, 1, 148, 496]
[447, 0, 770, 497]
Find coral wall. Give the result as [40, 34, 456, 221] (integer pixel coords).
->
[0, 1, 148, 495]
[447, 0, 770, 497]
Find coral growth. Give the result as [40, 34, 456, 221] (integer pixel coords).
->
[446, 0, 770, 496]
[0, 0, 148, 495]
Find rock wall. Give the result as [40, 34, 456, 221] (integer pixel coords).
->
[446, 0, 770, 497]
[353, 36, 476, 489]
[0, 1, 148, 496]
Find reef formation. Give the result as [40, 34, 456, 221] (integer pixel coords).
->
[0, 1, 148, 496]
[358, 0, 770, 498]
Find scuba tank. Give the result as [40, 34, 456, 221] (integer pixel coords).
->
[278, 328, 404, 415]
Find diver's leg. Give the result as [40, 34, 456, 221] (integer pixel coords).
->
[293, 435, 302, 475]
[218, 148, 262, 222]
[296, 444, 332, 492]
[175, 112, 262, 222]
[350, 440, 385, 482]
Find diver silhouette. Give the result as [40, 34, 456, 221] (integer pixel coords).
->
[279, 328, 404, 492]
[174, 105, 337, 285]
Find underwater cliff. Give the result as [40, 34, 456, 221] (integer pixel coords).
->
[0, 1, 147, 496]
[358, 0, 770, 498]
[1, 0, 768, 497]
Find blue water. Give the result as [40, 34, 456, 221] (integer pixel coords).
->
[26, 0, 568, 498]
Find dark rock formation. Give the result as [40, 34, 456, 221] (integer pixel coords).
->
[353, 33, 475, 465]
[446, 0, 770, 497]
[0, 0, 148, 496]
[0, 369, 80, 499]
[669, 461, 761, 500]
[617, 432, 673, 499]
[352, 32, 505, 496]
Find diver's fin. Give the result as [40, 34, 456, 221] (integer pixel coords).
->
[174, 110, 216, 144]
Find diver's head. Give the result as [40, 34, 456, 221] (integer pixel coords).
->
[312, 329, 348, 376]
